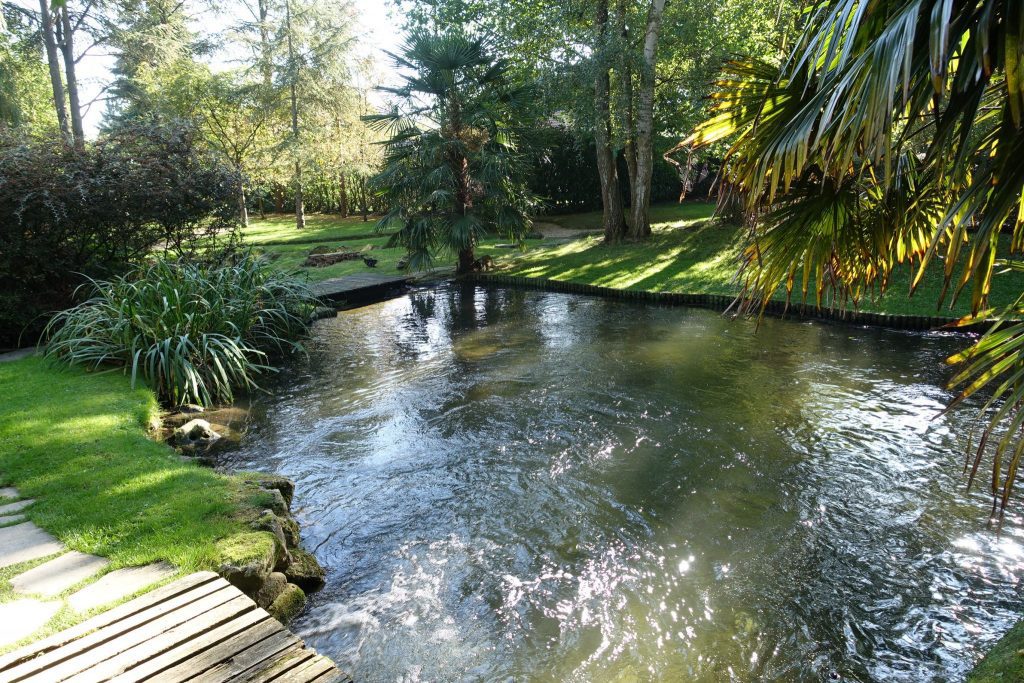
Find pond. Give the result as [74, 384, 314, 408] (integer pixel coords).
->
[221, 283, 1024, 682]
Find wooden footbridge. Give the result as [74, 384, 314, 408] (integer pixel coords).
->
[312, 274, 412, 307]
[0, 572, 350, 683]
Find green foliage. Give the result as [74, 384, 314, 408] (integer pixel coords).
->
[688, 0, 1024, 517]
[0, 121, 242, 347]
[44, 254, 316, 407]
[367, 31, 538, 272]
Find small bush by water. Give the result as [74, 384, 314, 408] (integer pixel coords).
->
[44, 254, 317, 406]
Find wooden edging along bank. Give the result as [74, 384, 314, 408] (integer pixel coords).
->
[469, 273, 970, 332]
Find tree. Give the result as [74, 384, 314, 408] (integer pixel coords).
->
[368, 31, 536, 273]
[687, 0, 1024, 519]
[197, 71, 277, 226]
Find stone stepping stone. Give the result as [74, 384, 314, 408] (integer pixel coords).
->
[0, 486, 19, 499]
[68, 562, 177, 612]
[0, 498, 33, 515]
[0, 515, 26, 526]
[0, 599, 61, 647]
[0, 522, 64, 569]
[11, 551, 109, 597]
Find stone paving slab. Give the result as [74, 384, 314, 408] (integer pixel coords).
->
[0, 499, 33, 516]
[0, 487, 19, 499]
[0, 515, 26, 526]
[0, 600, 61, 648]
[11, 551, 109, 597]
[68, 562, 177, 612]
[0, 523, 65, 569]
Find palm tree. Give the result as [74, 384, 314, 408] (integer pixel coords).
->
[685, 0, 1024, 520]
[366, 32, 536, 274]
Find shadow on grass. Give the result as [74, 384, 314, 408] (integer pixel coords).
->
[0, 357, 244, 571]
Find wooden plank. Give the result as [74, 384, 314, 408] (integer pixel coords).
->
[0, 572, 217, 673]
[66, 594, 256, 683]
[277, 655, 336, 682]
[105, 608, 272, 683]
[188, 631, 302, 683]
[237, 648, 315, 683]
[1, 579, 228, 681]
[14, 586, 237, 683]
[315, 672, 353, 683]
[145, 617, 286, 683]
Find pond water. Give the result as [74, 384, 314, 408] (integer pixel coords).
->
[221, 284, 1024, 682]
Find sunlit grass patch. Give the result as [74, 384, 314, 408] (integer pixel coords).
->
[0, 357, 248, 571]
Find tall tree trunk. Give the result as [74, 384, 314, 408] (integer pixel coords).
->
[629, 0, 667, 240]
[57, 5, 84, 149]
[338, 173, 349, 216]
[595, 0, 627, 243]
[616, 0, 638, 203]
[285, 0, 304, 229]
[38, 0, 70, 143]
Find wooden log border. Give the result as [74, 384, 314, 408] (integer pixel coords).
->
[467, 274, 975, 332]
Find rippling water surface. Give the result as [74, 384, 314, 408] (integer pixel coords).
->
[221, 284, 1024, 682]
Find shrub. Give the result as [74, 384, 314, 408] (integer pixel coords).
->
[0, 121, 241, 347]
[43, 254, 316, 406]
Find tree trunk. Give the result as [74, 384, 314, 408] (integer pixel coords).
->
[293, 160, 305, 228]
[285, 0, 304, 229]
[38, 0, 70, 143]
[457, 248, 475, 274]
[238, 177, 249, 227]
[57, 5, 84, 149]
[594, 0, 627, 243]
[338, 173, 349, 216]
[629, 0, 667, 240]
[616, 0, 638, 204]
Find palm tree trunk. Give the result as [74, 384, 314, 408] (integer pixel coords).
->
[629, 0, 667, 240]
[38, 0, 70, 143]
[594, 0, 627, 243]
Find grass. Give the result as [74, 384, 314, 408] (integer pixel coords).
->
[968, 620, 1024, 682]
[240, 213, 390, 246]
[252, 228, 550, 283]
[0, 357, 250, 572]
[246, 203, 1024, 317]
[0, 356, 287, 646]
[498, 202, 1024, 319]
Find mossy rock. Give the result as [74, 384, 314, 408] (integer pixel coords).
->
[279, 515, 301, 548]
[268, 583, 306, 624]
[216, 531, 279, 594]
[284, 548, 326, 592]
[255, 571, 289, 609]
[240, 473, 294, 509]
[968, 619, 1024, 682]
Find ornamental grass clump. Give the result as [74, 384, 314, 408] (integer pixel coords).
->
[44, 254, 317, 407]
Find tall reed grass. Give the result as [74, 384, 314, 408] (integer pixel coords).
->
[44, 254, 317, 406]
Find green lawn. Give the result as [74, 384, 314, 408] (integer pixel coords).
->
[0, 357, 249, 572]
[501, 202, 1024, 319]
[246, 204, 1024, 318]
[241, 213, 388, 246]
[247, 216, 556, 283]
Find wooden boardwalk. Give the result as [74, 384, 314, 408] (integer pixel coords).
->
[311, 274, 411, 304]
[0, 572, 350, 683]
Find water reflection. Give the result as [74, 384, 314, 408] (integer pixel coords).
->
[221, 283, 1024, 682]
